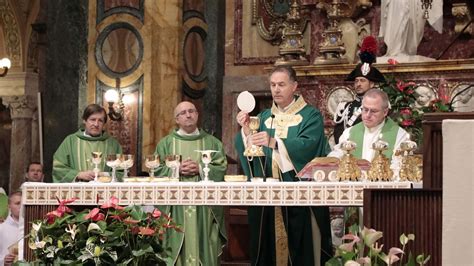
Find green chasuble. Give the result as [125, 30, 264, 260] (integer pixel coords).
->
[154, 129, 227, 266]
[52, 129, 122, 183]
[235, 96, 333, 266]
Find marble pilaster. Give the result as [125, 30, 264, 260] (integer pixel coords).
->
[2, 95, 36, 193]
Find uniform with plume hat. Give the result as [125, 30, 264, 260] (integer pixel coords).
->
[333, 36, 386, 144]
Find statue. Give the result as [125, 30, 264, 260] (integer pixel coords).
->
[378, 0, 443, 63]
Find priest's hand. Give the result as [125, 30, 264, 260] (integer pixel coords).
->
[4, 253, 16, 266]
[236, 111, 250, 136]
[180, 159, 200, 176]
[250, 131, 272, 147]
[76, 171, 95, 182]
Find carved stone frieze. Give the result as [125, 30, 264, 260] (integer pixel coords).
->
[2, 95, 36, 119]
[452, 3, 472, 36]
[0, 0, 22, 67]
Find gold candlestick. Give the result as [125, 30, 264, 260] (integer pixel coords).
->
[398, 140, 422, 182]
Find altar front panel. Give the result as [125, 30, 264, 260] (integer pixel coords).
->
[22, 181, 412, 207]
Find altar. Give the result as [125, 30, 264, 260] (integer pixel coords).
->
[21, 181, 414, 260]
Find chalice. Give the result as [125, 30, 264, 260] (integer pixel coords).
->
[243, 116, 265, 158]
[106, 154, 121, 182]
[196, 150, 218, 182]
[119, 154, 134, 178]
[145, 155, 160, 179]
[91, 151, 103, 182]
[165, 155, 182, 181]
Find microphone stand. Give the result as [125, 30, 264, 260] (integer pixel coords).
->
[263, 114, 275, 182]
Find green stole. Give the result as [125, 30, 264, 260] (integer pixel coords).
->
[350, 118, 398, 160]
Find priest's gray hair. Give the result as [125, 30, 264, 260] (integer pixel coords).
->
[363, 89, 390, 110]
[269, 65, 297, 83]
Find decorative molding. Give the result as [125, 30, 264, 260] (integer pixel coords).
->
[96, 0, 144, 24]
[2, 95, 36, 119]
[95, 22, 144, 78]
[22, 181, 413, 206]
[182, 10, 207, 99]
[452, 3, 472, 35]
[0, 0, 22, 67]
[234, 0, 278, 65]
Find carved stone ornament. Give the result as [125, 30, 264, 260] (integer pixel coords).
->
[452, 3, 472, 36]
[275, 1, 309, 66]
[2, 95, 36, 119]
[252, 0, 309, 45]
[314, 0, 373, 65]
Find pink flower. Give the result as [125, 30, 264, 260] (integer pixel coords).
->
[382, 247, 404, 264]
[138, 227, 155, 236]
[152, 209, 162, 218]
[100, 196, 125, 210]
[85, 208, 105, 221]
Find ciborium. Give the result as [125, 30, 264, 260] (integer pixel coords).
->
[336, 140, 361, 181]
[165, 155, 182, 181]
[243, 116, 265, 158]
[397, 139, 422, 182]
[367, 135, 393, 181]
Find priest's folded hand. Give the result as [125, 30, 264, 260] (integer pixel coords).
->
[180, 159, 199, 176]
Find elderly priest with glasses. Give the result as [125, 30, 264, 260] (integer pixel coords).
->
[328, 89, 410, 168]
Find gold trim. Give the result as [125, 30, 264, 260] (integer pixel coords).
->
[265, 59, 474, 77]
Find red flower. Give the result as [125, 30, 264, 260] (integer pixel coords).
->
[45, 210, 62, 224]
[100, 196, 125, 210]
[400, 119, 414, 127]
[152, 209, 161, 218]
[85, 207, 105, 221]
[387, 58, 399, 65]
[138, 227, 155, 236]
[399, 109, 412, 116]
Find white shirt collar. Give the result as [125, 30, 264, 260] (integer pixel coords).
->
[365, 119, 385, 133]
[177, 128, 200, 136]
[278, 98, 296, 113]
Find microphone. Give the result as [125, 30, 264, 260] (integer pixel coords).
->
[264, 114, 275, 182]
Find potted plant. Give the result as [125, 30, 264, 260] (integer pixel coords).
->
[326, 226, 430, 266]
[23, 196, 181, 265]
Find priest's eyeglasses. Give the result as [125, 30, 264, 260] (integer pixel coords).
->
[361, 107, 382, 115]
[176, 108, 197, 117]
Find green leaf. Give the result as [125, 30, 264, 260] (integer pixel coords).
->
[325, 257, 343, 266]
[132, 245, 154, 257]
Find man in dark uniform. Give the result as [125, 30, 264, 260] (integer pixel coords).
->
[333, 36, 386, 144]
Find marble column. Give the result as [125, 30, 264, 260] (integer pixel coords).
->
[2, 95, 36, 193]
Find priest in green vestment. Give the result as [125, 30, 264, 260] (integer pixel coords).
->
[53, 104, 122, 183]
[154, 101, 227, 266]
[328, 89, 410, 169]
[235, 66, 333, 266]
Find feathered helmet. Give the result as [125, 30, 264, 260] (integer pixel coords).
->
[345, 36, 385, 83]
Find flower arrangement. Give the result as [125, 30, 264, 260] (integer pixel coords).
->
[379, 74, 452, 145]
[326, 227, 430, 266]
[25, 196, 181, 265]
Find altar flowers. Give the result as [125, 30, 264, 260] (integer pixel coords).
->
[26, 196, 181, 265]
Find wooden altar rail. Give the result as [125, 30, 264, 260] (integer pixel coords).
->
[422, 112, 474, 189]
[364, 189, 442, 266]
